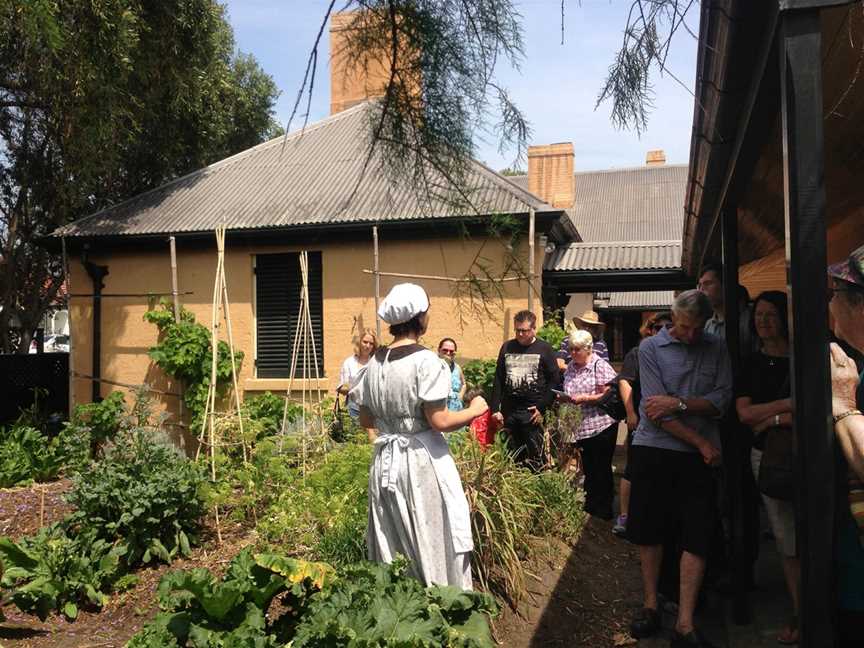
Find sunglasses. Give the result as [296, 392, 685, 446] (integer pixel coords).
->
[439, 349, 456, 355]
[514, 327, 534, 334]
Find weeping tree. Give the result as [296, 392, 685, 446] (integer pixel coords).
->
[294, 0, 696, 317]
[0, 0, 283, 353]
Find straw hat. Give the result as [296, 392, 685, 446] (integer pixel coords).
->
[573, 309, 606, 330]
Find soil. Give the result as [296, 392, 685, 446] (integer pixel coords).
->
[0, 480, 256, 648]
[0, 458, 647, 647]
[493, 516, 643, 648]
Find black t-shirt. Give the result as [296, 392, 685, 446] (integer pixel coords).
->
[737, 351, 790, 404]
[490, 338, 561, 414]
[619, 346, 641, 412]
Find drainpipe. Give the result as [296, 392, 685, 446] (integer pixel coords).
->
[83, 255, 109, 403]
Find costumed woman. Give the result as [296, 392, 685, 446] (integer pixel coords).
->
[352, 283, 488, 588]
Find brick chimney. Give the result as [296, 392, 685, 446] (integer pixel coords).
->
[329, 12, 392, 115]
[646, 149, 666, 166]
[527, 143, 574, 209]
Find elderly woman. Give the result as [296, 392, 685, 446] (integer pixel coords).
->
[559, 329, 619, 520]
[338, 329, 377, 418]
[735, 291, 797, 644]
[828, 244, 864, 646]
[353, 283, 488, 589]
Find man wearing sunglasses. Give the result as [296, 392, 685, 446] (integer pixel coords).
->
[490, 310, 560, 471]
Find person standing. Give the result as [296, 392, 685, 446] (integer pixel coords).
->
[338, 329, 378, 418]
[354, 283, 488, 589]
[628, 290, 732, 648]
[572, 310, 610, 360]
[490, 310, 560, 471]
[438, 337, 466, 411]
[559, 329, 619, 520]
[615, 311, 673, 536]
[735, 291, 798, 644]
[827, 244, 864, 646]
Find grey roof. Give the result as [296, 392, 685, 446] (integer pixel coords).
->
[509, 164, 686, 242]
[544, 240, 682, 272]
[53, 102, 558, 238]
[600, 290, 676, 310]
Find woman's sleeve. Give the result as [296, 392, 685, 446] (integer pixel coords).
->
[339, 357, 351, 386]
[417, 353, 451, 403]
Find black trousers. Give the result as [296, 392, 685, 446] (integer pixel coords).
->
[577, 422, 619, 519]
[504, 409, 545, 471]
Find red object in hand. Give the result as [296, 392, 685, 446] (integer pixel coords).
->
[470, 411, 501, 448]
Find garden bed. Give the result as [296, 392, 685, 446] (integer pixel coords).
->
[0, 480, 74, 540]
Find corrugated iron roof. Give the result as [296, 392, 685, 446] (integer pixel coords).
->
[544, 240, 682, 272]
[53, 102, 558, 238]
[602, 290, 676, 309]
[509, 164, 687, 242]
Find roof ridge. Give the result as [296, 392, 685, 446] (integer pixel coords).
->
[562, 239, 681, 247]
[56, 102, 373, 235]
[507, 163, 688, 182]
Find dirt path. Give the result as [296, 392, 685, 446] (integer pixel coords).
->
[494, 516, 643, 648]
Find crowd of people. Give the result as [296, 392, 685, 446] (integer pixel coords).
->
[333, 241, 864, 648]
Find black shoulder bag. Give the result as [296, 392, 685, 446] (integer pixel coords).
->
[593, 361, 626, 421]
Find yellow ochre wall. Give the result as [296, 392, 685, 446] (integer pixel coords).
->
[68, 234, 544, 434]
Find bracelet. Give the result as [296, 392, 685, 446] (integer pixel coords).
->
[834, 409, 863, 424]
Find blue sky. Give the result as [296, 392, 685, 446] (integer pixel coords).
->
[222, 1, 698, 172]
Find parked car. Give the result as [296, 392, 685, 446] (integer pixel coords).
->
[45, 334, 70, 353]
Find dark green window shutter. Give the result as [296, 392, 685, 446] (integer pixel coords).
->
[255, 252, 324, 378]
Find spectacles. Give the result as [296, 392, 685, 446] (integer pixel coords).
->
[515, 327, 534, 334]
[440, 349, 456, 355]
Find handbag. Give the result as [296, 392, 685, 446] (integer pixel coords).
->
[757, 426, 796, 500]
[328, 396, 345, 441]
[591, 361, 626, 421]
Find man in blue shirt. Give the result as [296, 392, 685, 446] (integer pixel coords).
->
[628, 290, 733, 648]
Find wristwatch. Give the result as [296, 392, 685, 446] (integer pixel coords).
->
[676, 399, 688, 413]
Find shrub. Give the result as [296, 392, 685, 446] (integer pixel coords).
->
[462, 359, 496, 396]
[0, 523, 129, 620]
[243, 391, 304, 437]
[71, 391, 126, 447]
[258, 443, 372, 565]
[0, 424, 64, 487]
[66, 426, 207, 567]
[537, 311, 568, 350]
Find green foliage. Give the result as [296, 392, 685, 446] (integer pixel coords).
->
[0, 524, 126, 621]
[71, 391, 126, 446]
[67, 427, 207, 567]
[144, 301, 243, 428]
[242, 391, 304, 438]
[129, 554, 496, 648]
[0, 0, 282, 353]
[0, 424, 65, 487]
[126, 548, 333, 647]
[291, 558, 497, 647]
[462, 359, 497, 396]
[452, 434, 586, 605]
[536, 313, 567, 351]
[258, 443, 373, 566]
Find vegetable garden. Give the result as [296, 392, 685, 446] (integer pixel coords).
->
[0, 310, 587, 647]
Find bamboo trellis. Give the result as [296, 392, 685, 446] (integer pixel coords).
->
[196, 225, 248, 543]
[280, 250, 327, 477]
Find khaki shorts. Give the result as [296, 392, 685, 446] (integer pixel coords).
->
[751, 448, 797, 557]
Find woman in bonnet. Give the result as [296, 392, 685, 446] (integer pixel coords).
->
[352, 283, 488, 588]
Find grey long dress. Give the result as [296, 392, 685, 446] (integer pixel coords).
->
[352, 343, 473, 589]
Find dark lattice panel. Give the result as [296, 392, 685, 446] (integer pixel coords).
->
[0, 353, 69, 423]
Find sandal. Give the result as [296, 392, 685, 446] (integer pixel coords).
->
[777, 615, 798, 645]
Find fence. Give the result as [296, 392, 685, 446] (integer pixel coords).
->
[0, 353, 69, 424]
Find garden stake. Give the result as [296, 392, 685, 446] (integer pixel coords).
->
[39, 486, 45, 528]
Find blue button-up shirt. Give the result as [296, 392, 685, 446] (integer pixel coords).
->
[632, 327, 733, 454]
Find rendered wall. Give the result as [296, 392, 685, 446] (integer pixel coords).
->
[67, 232, 544, 440]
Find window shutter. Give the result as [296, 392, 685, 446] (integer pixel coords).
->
[255, 252, 324, 378]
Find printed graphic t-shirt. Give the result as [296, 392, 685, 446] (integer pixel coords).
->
[490, 338, 560, 414]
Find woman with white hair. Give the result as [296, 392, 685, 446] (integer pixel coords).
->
[352, 283, 488, 589]
[559, 328, 619, 520]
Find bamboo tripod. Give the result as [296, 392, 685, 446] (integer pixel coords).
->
[279, 250, 326, 477]
[196, 225, 248, 543]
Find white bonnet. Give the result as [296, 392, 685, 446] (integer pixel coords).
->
[378, 283, 429, 324]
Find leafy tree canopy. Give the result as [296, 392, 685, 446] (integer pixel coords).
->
[0, 0, 283, 352]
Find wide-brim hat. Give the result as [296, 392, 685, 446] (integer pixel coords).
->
[828, 243, 864, 289]
[573, 310, 606, 330]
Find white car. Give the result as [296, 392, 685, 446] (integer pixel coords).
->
[45, 334, 70, 353]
